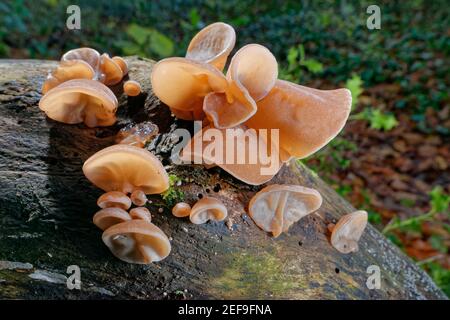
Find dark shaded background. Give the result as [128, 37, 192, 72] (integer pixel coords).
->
[0, 0, 448, 295]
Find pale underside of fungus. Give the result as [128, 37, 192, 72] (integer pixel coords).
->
[186, 22, 236, 71]
[97, 191, 132, 210]
[129, 207, 152, 222]
[39, 79, 118, 127]
[331, 210, 368, 254]
[102, 220, 171, 264]
[179, 124, 282, 185]
[83, 144, 169, 195]
[93, 207, 131, 231]
[248, 184, 323, 237]
[189, 197, 228, 224]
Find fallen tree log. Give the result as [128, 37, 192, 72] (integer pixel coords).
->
[0, 58, 446, 300]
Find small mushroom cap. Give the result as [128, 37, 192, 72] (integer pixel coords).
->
[93, 207, 131, 231]
[331, 210, 368, 254]
[123, 80, 142, 96]
[99, 53, 124, 86]
[102, 219, 171, 264]
[189, 197, 227, 224]
[112, 56, 128, 75]
[246, 80, 352, 160]
[97, 191, 131, 210]
[83, 144, 169, 195]
[179, 125, 282, 185]
[39, 79, 118, 127]
[129, 207, 152, 222]
[61, 47, 101, 71]
[130, 190, 148, 206]
[172, 202, 192, 218]
[248, 184, 322, 237]
[151, 57, 227, 120]
[186, 22, 236, 71]
[203, 44, 278, 129]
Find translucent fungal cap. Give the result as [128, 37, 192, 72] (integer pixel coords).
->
[102, 219, 171, 264]
[97, 191, 132, 210]
[82, 144, 169, 194]
[189, 197, 228, 224]
[246, 80, 352, 161]
[248, 184, 323, 237]
[39, 79, 118, 127]
[331, 210, 368, 254]
[186, 22, 236, 71]
[93, 207, 131, 231]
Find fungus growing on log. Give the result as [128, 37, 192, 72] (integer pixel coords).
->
[42, 60, 95, 94]
[115, 121, 159, 148]
[83, 144, 169, 195]
[189, 197, 228, 224]
[130, 190, 148, 206]
[185, 22, 236, 71]
[330, 210, 368, 254]
[93, 207, 131, 231]
[129, 207, 152, 222]
[123, 80, 141, 96]
[97, 191, 132, 210]
[102, 220, 171, 264]
[172, 202, 192, 218]
[248, 184, 322, 237]
[39, 79, 118, 127]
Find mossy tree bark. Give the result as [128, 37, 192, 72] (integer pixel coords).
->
[0, 58, 446, 299]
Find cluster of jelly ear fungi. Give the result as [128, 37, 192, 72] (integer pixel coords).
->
[151, 22, 352, 186]
[39, 48, 129, 128]
[84, 144, 172, 264]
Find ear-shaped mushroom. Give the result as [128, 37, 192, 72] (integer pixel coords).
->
[203, 44, 278, 129]
[102, 220, 171, 264]
[331, 210, 367, 254]
[130, 190, 148, 206]
[61, 47, 101, 71]
[39, 79, 118, 127]
[112, 56, 128, 76]
[246, 80, 352, 161]
[129, 207, 152, 222]
[99, 54, 124, 86]
[97, 191, 131, 210]
[248, 184, 322, 237]
[151, 57, 228, 120]
[186, 22, 236, 71]
[93, 207, 131, 231]
[82, 144, 169, 195]
[42, 60, 96, 94]
[123, 80, 141, 96]
[189, 197, 227, 224]
[172, 202, 192, 218]
[180, 125, 282, 185]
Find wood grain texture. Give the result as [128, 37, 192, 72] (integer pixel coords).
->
[0, 58, 446, 300]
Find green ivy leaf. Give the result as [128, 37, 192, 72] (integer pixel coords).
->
[346, 74, 363, 108]
[429, 186, 450, 214]
[126, 23, 152, 45]
[149, 29, 174, 57]
[301, 59, 323, 73]
[369, 109, 398, 131]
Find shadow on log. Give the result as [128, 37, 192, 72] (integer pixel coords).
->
[0, 58, 446, 300]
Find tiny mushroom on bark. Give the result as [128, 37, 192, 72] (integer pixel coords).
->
[39, 79, 118, 127]
[97, 191, 132, 210]
[112, 56, 128, 76]
[129, 207, 152, 222]
[189, 197, 228, 224]
[130, 190, 148, 206]
[331, 210, 368, 254]
[102, 219, 171, 264]
[93, 207, 131, 231]
[123, 80, 142, 96]
[248, 184, 322, 238]
[115, 121, 159, 148]
[172, 202, 192, 218]
[83, 144, 169, 195]
[99, 53, 124, 86]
